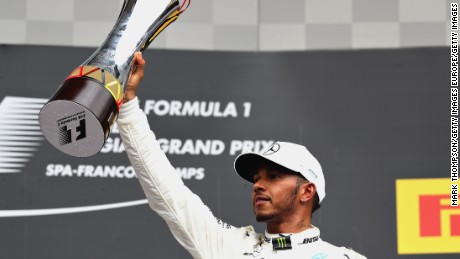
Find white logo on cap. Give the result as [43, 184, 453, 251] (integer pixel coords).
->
[264, 142, 280, 156]
[308, 169, 318, 179]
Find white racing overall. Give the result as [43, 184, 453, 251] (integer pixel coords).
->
[117, 98, 367, 259]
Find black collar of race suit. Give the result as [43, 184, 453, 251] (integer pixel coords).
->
[263, 227, 321, 250]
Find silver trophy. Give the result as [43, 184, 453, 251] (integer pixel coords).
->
[39, 0, 189, 157]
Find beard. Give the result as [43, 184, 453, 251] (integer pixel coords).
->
[254, 185, 299, 222]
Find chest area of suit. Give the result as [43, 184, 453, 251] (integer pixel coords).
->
[238, 240, 341, 259]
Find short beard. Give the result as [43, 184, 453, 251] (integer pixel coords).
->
[255, 180, 301, 222]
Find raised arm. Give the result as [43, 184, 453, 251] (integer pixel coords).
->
[117, 53, 241, 259]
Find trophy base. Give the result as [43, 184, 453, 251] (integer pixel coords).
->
[39, 77, 119, 157]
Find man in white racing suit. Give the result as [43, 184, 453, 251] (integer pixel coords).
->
[118, 52, 367, 259]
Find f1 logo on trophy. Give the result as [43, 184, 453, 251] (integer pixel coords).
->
[39, 0, 190, 157]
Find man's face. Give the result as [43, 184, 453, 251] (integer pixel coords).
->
[252, 163, 301, 222]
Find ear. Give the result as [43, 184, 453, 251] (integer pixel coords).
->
[300, 183, 316, 203]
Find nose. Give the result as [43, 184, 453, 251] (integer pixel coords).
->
[253, 180, 266, 193]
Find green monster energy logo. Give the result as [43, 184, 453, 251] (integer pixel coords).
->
[272, 236, 292, 250]
[277, 237, 287, 248]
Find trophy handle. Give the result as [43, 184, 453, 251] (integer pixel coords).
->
[140, 0, 191, 52]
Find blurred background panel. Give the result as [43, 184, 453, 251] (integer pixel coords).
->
[0, 0, 452, 51]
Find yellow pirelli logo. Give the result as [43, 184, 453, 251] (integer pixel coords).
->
[396, 178, 460, 254]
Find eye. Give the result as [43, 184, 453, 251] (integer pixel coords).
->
[269, 173, 280, 180]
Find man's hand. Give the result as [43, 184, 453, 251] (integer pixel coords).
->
[124, 51, 146, 103]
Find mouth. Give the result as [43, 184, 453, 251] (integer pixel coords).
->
[254, 195, 271, 206]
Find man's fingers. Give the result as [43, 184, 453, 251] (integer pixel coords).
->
[131, 52, 145, 77]
[134, 52, 146, 68]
